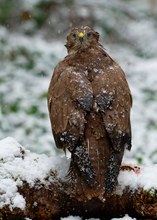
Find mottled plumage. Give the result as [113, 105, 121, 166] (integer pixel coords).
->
[48, 26, 132, 194]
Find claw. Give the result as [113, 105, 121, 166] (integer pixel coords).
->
[121, 163, 141, 174]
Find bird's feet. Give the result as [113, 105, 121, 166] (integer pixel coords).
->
[121, 163, 141, 174]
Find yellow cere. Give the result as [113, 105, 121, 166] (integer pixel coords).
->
[78, 32, 84, 38]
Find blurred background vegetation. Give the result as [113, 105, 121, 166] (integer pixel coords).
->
[0, 0, 157, 164]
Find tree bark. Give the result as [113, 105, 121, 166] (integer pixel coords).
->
[0, 168, 157, 220]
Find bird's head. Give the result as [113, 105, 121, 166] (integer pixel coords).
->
[65, 26, 100, 54]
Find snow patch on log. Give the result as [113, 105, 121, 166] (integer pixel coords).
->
[61, 216, 82, 220]
[118, 165, 157, 192]
[60, 214, 135, 219]
[0, 137, 70, 210]
[111, 214, 136, 219]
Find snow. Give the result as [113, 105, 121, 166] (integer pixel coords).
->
[0, 27, 66, 155]
[111, 214, 136, 220]
[0, 137, 70, 210]
[60, 214, 135, 220]
[0, 178, 26, 210]
[61, 217, 81, 220]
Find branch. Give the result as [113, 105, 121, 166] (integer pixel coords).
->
[0, 137, 157, 219]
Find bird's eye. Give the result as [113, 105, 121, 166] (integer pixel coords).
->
[73, 33, 77, 38]
[87, 32, 91, 37]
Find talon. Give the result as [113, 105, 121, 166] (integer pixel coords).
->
[121, 163, 141, 174]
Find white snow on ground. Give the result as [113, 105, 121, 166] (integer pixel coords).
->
[61, 216, 82, 220]
[0, 137, 70, 210]
[0, 26, 66, 155]
[60, 214, 135, 219]
[111, 214, 136, 220]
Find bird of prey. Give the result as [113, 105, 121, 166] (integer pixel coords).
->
[48, 26, 132, 194]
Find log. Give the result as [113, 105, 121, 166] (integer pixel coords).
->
[0, 137, 157, 219]
[1, 176, 157, 219]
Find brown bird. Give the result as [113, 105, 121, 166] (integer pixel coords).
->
[48, 26, 132, 194]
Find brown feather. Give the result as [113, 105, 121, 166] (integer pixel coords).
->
[47, 26, 132, 194]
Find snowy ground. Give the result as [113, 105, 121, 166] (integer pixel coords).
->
[61, 215, 136, 220]
[0, 27, 66, 155]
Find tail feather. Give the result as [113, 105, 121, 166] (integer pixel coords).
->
[105, 149, 123, 193]
[70, 145, 96, 185]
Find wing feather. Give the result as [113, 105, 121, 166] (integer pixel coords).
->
[48, 65, 93, 150]
[92, 62, 132, 152]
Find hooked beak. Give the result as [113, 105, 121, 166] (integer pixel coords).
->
[78, 32, 84, 44]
